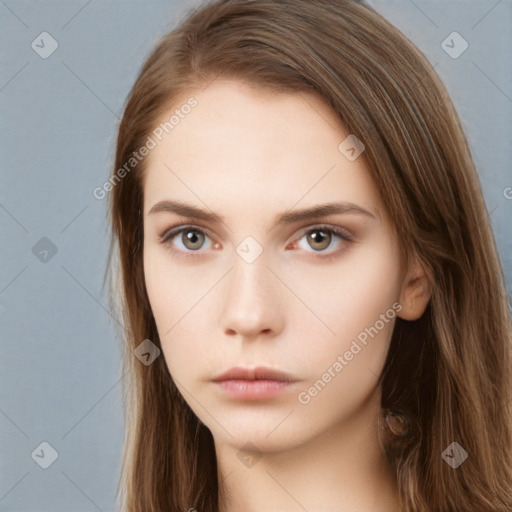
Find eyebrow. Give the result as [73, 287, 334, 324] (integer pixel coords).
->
[148, 199, 376, 227]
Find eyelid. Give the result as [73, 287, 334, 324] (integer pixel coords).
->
[159, 223, 354, 257]
[159, 224, 213, 244]
[300, 223, 353, 242]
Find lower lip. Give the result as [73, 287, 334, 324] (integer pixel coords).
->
[214, 379, 296, 399]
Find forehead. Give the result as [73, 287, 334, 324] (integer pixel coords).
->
[142, 80, 381, 221]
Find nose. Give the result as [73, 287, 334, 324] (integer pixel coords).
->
[219, 254, 285, 341]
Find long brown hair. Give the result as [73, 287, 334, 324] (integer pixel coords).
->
[106, 1, 512, 510]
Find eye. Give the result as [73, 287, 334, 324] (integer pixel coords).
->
[159, 224, 353, 258]
[160, 226, 215, 255]
[294, 225, 353, 255]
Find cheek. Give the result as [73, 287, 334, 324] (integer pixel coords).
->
[286, 240, 401, 353]
[143, 246, 208, 329]
[292, 250, 400, 415]
[143, 247, 218, 374]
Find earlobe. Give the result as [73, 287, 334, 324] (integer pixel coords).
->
[398, 261, 431, 321]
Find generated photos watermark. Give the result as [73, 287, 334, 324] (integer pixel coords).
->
[297, 301, 403, 405]
[93, 97, 198, 200]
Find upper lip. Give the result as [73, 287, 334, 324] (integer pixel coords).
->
[212, 366, 298, 383]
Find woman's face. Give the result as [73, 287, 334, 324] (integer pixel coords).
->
[142, 79, 409, 452]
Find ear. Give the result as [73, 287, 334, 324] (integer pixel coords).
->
[397, 258, 431, 321]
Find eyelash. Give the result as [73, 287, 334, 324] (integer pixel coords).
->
[158, 224, 354, 260]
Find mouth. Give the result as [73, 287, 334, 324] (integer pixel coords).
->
[211, 366, 300, 400]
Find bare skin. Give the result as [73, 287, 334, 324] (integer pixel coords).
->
[142, 79, 430, 511]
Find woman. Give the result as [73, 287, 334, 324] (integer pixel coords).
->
[106, 0, 512, 510]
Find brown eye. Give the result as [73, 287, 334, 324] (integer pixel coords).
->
[306, 229, 332, 251]
[295, 225, 353, 257]
[181, 229, 205, 250]
[160, 226, 212, 254]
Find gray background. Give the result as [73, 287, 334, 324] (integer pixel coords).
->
[1, 1, 511, 510]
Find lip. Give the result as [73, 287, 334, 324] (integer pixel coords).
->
[212, 366, 299, 400]
[213, 366, 297, 383]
